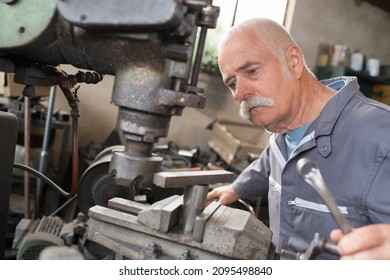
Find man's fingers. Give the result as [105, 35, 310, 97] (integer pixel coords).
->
[341, 245, 390, 260]
[206, 189, 220, 203]
[336, 225, 385, 255]
[330, 229, 343, 243]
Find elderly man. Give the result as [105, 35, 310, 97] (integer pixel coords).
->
[207, 18, 390, 260]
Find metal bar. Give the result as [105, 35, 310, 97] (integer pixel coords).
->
[190, 26, 208, 88]
[153, 170, 234, 188]
[193, 201, 220, 242]
[137, 195, 182, 233]
[35, 85, 57, 216]
[24, 96, 31, 219]
[107, 197, 147, 215]
[179, 185, 208, 233]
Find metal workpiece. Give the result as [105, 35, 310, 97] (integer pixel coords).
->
[193, 201, 220, 242]
[179, 185, 208, 233]
[296, 158, 353, 234]
[107, 197, 147, 216]
[153, 170, 235, 188]
[128, 169, 230, 236]
[87, 197, 273, 260]
[137, 195, 183, 233]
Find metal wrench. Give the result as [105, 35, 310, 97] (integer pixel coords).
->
[296, 157, 353, 234]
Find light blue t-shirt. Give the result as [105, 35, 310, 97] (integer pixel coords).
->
[284, 79, 346, 158]
[285, 122, 312, 158]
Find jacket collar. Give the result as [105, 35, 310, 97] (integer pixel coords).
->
[313, 76, 360, 138]
[272, 76, 361, 159]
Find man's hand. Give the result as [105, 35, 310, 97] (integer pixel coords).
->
[330, 224, 390, 260]
[206, 184, 240, 205]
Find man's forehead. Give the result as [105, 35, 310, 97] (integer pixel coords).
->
[222, 30, 258, 49]
[219, 43, 266, 71]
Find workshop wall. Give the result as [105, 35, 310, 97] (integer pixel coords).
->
[52, 0, 390, 165]
[290, 0, 390, 70]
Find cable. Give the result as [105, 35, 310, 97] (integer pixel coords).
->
[13, 163, 72, 198]
[49, 194, 78, 217]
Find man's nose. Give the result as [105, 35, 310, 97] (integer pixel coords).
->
[234, 78, 248, 103]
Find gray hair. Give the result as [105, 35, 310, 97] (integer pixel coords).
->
[218, 18, 312, 79]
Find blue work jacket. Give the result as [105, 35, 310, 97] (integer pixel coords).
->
[233, 76, 390, 259]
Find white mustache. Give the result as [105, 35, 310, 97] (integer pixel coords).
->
[239, 96, 275, 119]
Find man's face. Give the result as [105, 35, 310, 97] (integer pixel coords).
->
[218, 30, 299, 133]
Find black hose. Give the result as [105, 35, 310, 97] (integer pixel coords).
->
[13, 163, 72, 198]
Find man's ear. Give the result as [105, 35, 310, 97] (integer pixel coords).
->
[285, 44, 304, 78]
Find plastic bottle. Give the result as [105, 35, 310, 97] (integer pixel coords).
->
[366, 54, 380, 77]
[349, 49, 364, 72]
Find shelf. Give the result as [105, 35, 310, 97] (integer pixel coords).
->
[316, 66, 390, 98]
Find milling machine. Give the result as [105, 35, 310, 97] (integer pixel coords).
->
[0, 0, 276, 260]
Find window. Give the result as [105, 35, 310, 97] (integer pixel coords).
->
[217, 0, 288, 28]
[200, 0, 295, 74]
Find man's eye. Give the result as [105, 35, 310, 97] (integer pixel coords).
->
[248, 68, 258, 74]
[228, 81, 236, 90]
